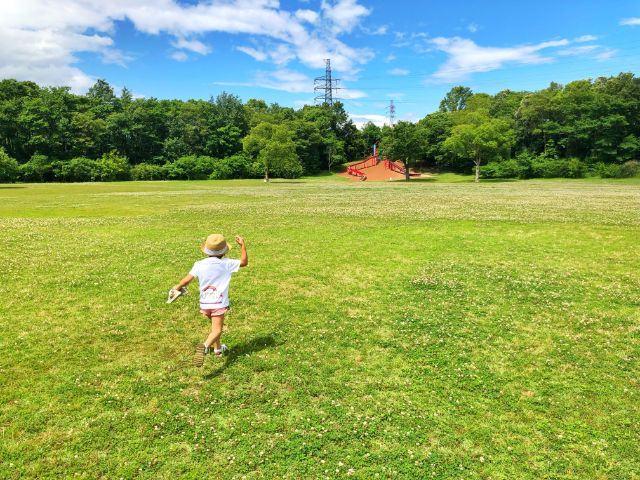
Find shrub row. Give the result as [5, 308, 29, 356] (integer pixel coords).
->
[482, 153, 640, 179]
[0, 149, 304, 182]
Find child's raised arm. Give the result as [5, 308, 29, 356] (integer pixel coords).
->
[173, 274, 194, 291]
[236, 236, 248, 267]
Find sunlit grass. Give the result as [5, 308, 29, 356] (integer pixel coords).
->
[0, 178, 638, 479]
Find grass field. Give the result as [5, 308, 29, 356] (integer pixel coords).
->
[1, 177, 639, 479]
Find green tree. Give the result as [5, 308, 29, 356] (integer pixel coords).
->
[18, 154, 54, 182]
[417, 112, 454, 168]
[288, 119, 324, 174]
[380, 121, 424, 181]
[0, 147, 19, 182]
[444, 119, 514, 182]
[361, 122, 382, 157]
[439, 86, 473, 112]
[243, 122, 274, 161]
[210, 92, 249, 137]
[0, 80, 40, 162]
[259, 139, 302, 179]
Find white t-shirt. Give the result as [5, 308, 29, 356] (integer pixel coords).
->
[189, 257, 241, 309]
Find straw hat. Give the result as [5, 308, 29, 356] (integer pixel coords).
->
[201, 233, 231, 256]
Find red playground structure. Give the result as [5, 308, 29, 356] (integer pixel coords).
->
[345, 144, 421, 181]
[346, 155, 378, 180]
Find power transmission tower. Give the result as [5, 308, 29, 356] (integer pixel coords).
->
[386, 100, 396, 126]
[314, 59, 340, 106]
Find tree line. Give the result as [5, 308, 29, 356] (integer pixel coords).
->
[0, 72, 639, 183]
[375, 72, 640, 181]
[0, 79, 364, 182]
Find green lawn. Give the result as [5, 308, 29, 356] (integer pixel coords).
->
[1, 178, 638, 479]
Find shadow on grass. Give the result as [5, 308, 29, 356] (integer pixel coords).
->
[204, 334, 280, 378]
[409, 176, 521, 184]
[407, 177, 438, 183]
[482, 178, 520, 183]
[0, 185, 26, 189]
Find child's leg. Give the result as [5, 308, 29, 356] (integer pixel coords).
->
[204, 315, 225, 350]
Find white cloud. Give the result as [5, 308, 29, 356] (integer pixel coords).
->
[467, 23, 478, 33]
[558, 45, 599, 56]
[215, 67, 366, 100]
[384, 53, 396, 62]
[295, 35, 373, 71]
[270, 44, 296, 65]
[255, 68, 314, 93]
[371, 25, 388, 35]
[558, 44, 616, 61]
[429, 36, 570, 81]
[101, 49, 134, 66]
[171, 38, 211, 55]
[350, 113, 387, 128]
[620, 17, 640, 26]
[340, 88, 367, 99]
[170, 51, 188, 62]
[0, 26, 113, 92]
[295, 9, 319, 24]
[595, 49, 617, 61]
[321, 0, 371, 34]
[389, 68, 409, 76]
[237, 46, 268, 61]
[215, 69, 313, 94]
[575, 34, 598, 42]
[0, 0, 374, 92]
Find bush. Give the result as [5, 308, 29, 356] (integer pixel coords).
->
[482, 158, 528, 179]
[595, 162, 622, 178]
[248, 159, 266, 179]
[0, 147, 20, 183]
[484, 154, 588, 180]
[480, 162, 501, 179]
[531, 157, 586, 178]
[209, 154, 251, 180]
[596, 160, 640, 178]
[131, 163, 166, 181]
[56, 157, 100, 182]
[172, 155, 216, 180]
[95, 152, 130, 181]
[620, 160, 640, 178]
[163, 161, 185, 180]
[18, 154, 55, 182]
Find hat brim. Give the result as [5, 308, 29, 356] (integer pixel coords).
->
[201, 242, 231, 256]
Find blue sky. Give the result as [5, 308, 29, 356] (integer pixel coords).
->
[2, 0, 640, 126]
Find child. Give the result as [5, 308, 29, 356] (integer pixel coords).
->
[173, 234, 248, 367]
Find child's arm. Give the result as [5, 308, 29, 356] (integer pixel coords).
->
[173, 274, 194, 291]
[236, 236, 248, 267]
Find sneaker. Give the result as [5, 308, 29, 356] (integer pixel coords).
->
[193, 344, 209, 367]
[214, 344, 229, 356]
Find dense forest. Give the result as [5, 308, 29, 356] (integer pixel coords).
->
[0, 72, 639, 182]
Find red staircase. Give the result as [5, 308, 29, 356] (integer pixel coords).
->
[383, 159, 421, 176]
[347, 155, 379, 180]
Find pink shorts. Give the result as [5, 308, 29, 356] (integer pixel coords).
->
[200, 307, 228, 317]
